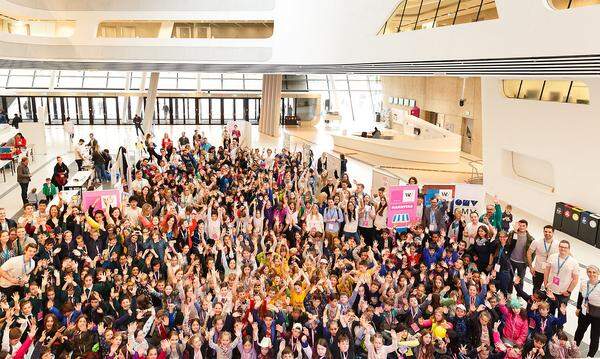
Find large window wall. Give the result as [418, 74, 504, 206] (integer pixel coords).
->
[0, 70, 382, 124]
[549, 0, 600, 9]
[502, 80, 590, 104]
[379, 0, 498, 35]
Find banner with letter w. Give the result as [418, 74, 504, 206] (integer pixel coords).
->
[387, 185, 419, 228]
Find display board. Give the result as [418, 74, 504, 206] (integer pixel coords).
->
[325, 152, 341, 179]
[388, 185, 419, 228]
[82, 189, 122, 211]
[453, 184, 486, 217]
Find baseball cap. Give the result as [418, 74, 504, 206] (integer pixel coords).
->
[292, 323, 302, 331]
[456, 304, 466, 311]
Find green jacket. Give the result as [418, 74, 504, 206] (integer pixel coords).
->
[480, 203, 503, 231]
[42, 183, 58, 196]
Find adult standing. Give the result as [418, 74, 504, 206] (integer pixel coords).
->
[63, 117, 75, 143]
[74, 139, 86, 171]
[133, 114, 144, 136]
[11, 113, 21, 129]
[0, 242, 37, 298]
[574, 265, 600, 358]
[0, 208, 16, 232]
[317, 153, 327, 175]
[527, 225, 559, 293]
[17, 157, 31, 205]
[52, 156, 70, 191]
[507, 219, 535, 292]
[544, 240, 579, 316]
[422, 194, 448, 234]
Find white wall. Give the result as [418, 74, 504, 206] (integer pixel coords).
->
[1, 0, 600, 65]
[481, 77, 600, 222]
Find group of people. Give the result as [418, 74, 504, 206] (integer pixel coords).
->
[0, 124, 598, 359]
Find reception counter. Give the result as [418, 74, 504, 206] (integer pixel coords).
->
[332, 110, 461, 164]
[332, 132, 460, 163]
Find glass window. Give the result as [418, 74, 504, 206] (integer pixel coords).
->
[244, 73, 263, 79]
[158, 78, 177, 89]
[58, 76, 83, 88]
[0, 76, 7, 88]
[502, 79, 590, 105]
[32, 76, 51, 88]
[518, 80, 545, 100]
[380, 0, 497, 34]
[549, 0, 600, 10]
[60, 70, 84, 77]
[9, 69, 35, 76]
[308, 80, 329, 91]
[223, 73, 245, 79]
[223, 79, 244, 90]
[540, 81, 570, 102]
[211, 99, 222, 121]
[84, 71, 108, 77]
[7, 76, 33, 87]
[201, 79, 222, 90]
[83, 77, 108, 88]
[334, 80, 349, 91]
[177, 78, 197, 90]
[567, 81, 590, 104]
[223, 99, 234, 120]
[307, 74, 327, 80]
[349, 81, 370, 91]
[107, 77, 126, 89]
[502, 80, 521, 98]
[244, 80, 262, 91]
[201, 73, 222, 79]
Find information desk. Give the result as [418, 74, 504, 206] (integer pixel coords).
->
[64, 170, 93, 191]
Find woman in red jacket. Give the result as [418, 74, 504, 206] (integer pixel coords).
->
[13, 133, 26, 154]
[161, 133, 173, 160]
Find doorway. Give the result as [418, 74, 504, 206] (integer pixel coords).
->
[461, 117, 473, 154]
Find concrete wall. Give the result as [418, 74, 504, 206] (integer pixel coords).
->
[481, 77, 600, 222]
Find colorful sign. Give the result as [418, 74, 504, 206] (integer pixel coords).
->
[453, 184, 486, 217]
[422, 184, 456, 207]
[388, 185, 419, 228]
[82, 189, 122, 211]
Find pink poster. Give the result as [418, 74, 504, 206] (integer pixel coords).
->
[82, 189, 122, 212]
[387, 185, 419, 228]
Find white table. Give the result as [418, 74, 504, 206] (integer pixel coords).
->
[48, 190, 79, 208]
[64, 170, 93, 191]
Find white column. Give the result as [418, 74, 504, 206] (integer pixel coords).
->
[49, 71, 57, 90]
[258, 74, 283, 138]
[327, 75, 340, 112]
[135, 72, 147, 116]
[121, 71, 132, 122]
[142, 72, 159, 133]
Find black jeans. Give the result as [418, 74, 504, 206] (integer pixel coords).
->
[19, 182, 28, 205]
[574, 313, 599, 357]
[532, 271, 545, 293]
[75, 159, 83, 171]
[510, 259, 527, 293]
[134, 123, 144, 136]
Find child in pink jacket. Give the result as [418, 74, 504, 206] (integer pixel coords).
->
[498, 297, 529, 347]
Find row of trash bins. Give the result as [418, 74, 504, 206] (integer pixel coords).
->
[553, 202, 600, 248]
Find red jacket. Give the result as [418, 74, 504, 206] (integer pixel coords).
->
[499, 304, 529, 346]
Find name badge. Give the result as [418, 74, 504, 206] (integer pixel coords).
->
[494, 264, 501, 272]
[552, 276, 560, 286]
[513, 233, 518, 240]
[410, 323, 420, 333]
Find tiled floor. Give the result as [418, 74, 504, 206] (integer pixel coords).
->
[0, 124, 596, 346]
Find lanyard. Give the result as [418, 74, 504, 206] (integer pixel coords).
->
[556, 256, 570, 275]
[585, 281, 599, 302]
[22, 257, 29, 275]
[498, 245, 505, 261]
[543, 239, 553, 255]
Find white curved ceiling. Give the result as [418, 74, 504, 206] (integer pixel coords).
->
[1, 0, 599, 75]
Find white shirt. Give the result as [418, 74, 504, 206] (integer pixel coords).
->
[0, 255, 35, 288]
[465, 221, 485, 244]
[305, 213, 324, 233]
[529, 238, 559, 273]
[343, 208, 358, 233]
[579, 279, 600, 307]
[546, 253, 579, 294]
[131, 178, 150, 193]
[124, 206, 142, 227]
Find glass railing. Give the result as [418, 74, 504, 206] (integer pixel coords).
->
[502, 80, 590, 104]
[0, 14, 75, 37]
[97, 20, 273, 39]
[378, 0, 498, 35]
[549, 0, 600, 9]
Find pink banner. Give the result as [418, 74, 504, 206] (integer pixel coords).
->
[387, 185, 419, 228]
[82, 189, 122, 212]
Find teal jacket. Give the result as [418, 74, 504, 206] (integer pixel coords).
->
[480, 203, 503, 231]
